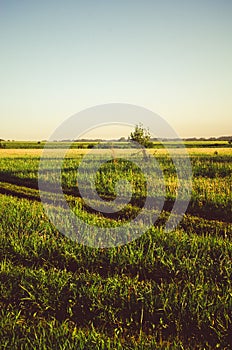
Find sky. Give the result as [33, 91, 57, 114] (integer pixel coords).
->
[0, 0, 232, 140]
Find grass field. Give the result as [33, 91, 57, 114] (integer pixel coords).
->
[0, 140, 231, 149]
[0, 144, 231, 349]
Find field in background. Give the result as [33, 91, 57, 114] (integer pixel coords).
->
[0, 142, 231, 349]
[0, 140, 231, 149]
[0, 146, 231, 158]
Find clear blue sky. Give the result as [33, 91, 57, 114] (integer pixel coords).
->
[1, 0, 231, 140]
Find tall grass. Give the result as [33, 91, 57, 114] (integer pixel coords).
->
[0, 148, 231, 349]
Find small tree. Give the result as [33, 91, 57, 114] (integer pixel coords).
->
[129, 123, 152, 148]
[0, 140, 6, 149]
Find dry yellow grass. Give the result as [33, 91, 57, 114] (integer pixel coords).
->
[0, 147, 231, 158]
[187, 147, 232, 156]
[0, 149, 43, 157]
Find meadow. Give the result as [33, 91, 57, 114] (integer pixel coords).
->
[0, 140, 231, 150]
[0, 144, 231, 349]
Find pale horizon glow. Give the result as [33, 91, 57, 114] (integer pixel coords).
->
[77, 124, 134, 140]
[0, 0, 232, 140]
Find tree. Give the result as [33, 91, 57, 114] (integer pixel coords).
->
[0, 140, 6, 149]
[129, 123, 152, 148]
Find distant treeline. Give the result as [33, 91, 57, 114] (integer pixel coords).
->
[183, 136, 232, 142]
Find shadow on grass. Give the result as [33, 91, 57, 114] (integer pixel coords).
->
[0, 171, 231, 223]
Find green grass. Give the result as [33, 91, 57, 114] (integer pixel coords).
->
[0, 148, 231, 349]
[0, 140, 231, 149]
